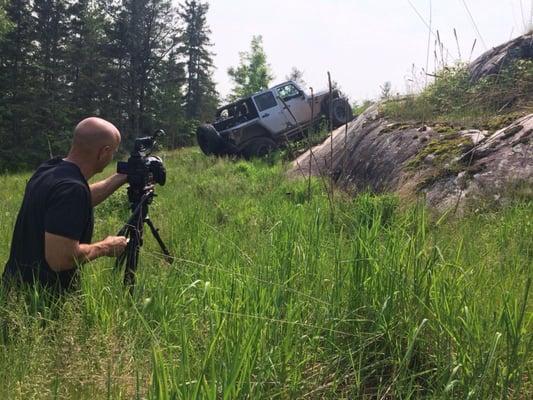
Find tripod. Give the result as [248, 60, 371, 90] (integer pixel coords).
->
[115, 187, 172, 292]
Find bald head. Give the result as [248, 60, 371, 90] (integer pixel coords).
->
[72, 117, 120, 152]
[67, 117, 121, 177]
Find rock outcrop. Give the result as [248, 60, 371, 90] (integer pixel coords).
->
[469, 32, 532, 82]
[290, 108, 532, 211]
[289, 33, 533, 211]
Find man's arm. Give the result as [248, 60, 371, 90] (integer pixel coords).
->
[45, 232, 127, 272]
[90, 173, 127, 206]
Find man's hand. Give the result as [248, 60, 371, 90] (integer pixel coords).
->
[45, 232, 127, 272]
[100, 235, 128, 257]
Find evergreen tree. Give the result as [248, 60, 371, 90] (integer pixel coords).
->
[179, 0, 218, 121]
[227, 35, 273, 100]
[0, 0, 41, 169]
[379, 81, 392, 100]
[101, 0, 181, 141]
[0, 0, 13, 38]
[150, 48, 189, 147]
[0, 0, 212, 169]
[32, 0, 72, 156]
[66, 0, 110, 122]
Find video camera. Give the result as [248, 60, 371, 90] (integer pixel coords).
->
[117, 129, 166, 195]
[115, 129, 171, 292]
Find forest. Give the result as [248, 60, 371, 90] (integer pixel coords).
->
[0, 0, 220, 170]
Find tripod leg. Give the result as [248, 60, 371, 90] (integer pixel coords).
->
[145, 217, 173, 263]
[124, 221, 142, 292]
[115, 229, 129, 270]
[115, 190, 169, 294]
[124, 240, 140, 292]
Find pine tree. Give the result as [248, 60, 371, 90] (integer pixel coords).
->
[102, 0, 181, 141]
[0, 0, 204, 169]
[151, 48, 188, 147]
[32, 0, 72, 156]
[179, 0, 218, 121]
[0, 0, 41, 169]
[0, 0, 13, 38]
[379, 81, 392, 100]
[227, 35, 274, 100]
[66, 0, 110, 122]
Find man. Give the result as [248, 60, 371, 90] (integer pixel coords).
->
[3, 117, 128, 291]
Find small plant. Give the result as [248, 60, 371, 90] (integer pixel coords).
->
[382, 59, 533, 127]
[352, 99, 374, 116]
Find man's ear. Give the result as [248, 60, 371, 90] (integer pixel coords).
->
[98, 145, 111, 160]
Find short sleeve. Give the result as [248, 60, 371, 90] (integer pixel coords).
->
[44, 182, 90, 241]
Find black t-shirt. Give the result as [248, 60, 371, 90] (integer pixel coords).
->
[3, 158, 93, 290]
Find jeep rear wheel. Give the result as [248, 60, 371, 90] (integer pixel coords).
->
[242, 137, 277, 159]
[330, 98, 353, 127]
[196, 124, 227, 155]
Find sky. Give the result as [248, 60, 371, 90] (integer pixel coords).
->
[189, 0, 533, 103]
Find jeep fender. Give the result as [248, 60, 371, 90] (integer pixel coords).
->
[235, 124, 277, 150]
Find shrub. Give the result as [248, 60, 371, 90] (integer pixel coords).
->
[382, 59, 533, 126]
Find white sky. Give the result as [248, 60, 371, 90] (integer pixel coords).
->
[181, 0, 533, 103]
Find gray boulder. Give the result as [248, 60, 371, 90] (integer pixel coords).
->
[469, 32, 532, 82]
[290, 108, 532, 212]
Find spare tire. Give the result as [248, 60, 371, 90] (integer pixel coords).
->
[330, 98, 353, 127]
[196, 124, 227, 155]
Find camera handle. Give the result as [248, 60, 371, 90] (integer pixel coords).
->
[115, 189, 172, 293]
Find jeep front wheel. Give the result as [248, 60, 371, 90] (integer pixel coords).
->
[242, 137, 277, 159]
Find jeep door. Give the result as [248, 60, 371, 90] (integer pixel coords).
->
[275, 83, 312, 126]
[252, 91, 291, 134]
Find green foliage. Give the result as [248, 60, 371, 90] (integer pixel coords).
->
[279, 123, 331, 160]
[421, 65, 471, 114]
[0, 0, 42, 170]
[0, 149, 531, 398]
[103, 0, 181, 142]
[150, 49, 189, 148]
[179, 0, 219, 121]
[66, 0, 111, 123]
[405, 132, 472, 170]
[352, 99, 374, 116]
[227, 35, 274, 101]
[382, 60, 533, 128]
[0, 0, 219, 170]
[0, 0, 12, 37]
[379, 80, 392, 100]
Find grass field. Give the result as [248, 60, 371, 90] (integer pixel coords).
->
[0, 149, 531, 399]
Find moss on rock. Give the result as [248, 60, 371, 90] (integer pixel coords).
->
[405, 133, 472, 171]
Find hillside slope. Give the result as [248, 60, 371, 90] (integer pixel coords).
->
[290, 33, 532, 211]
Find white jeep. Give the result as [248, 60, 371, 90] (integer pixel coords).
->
[197, 81, 353, 158]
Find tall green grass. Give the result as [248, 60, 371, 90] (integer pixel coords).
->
[382, 59, 533, 129]
[0, 149, 531, 398]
